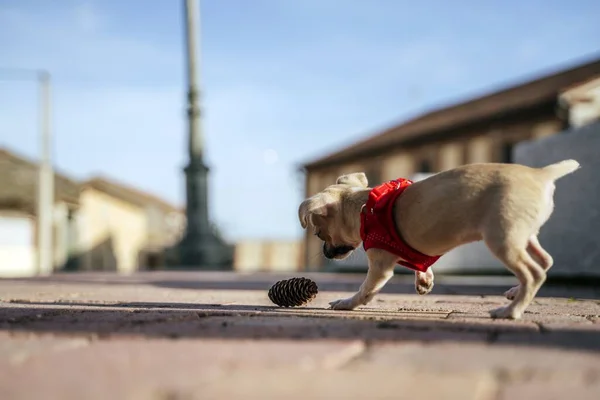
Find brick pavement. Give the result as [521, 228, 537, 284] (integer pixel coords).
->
[0, 271, 599, 399]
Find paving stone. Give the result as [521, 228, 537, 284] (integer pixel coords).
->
[366, 342, 600, 378]
[194, 367, 499, 400]
[0, 332, 89, 365]
[494, 330, 600, 351]
[0, 339, 366, 400]
[522, 311, 594, 324]
[529, 297, 600, 313]
[539, 321, 600, 332]
[0, 362, 499, 400]
[1, 271, 599, 399]
[446, 313, 540, 333]
[499, 380, 600, 400]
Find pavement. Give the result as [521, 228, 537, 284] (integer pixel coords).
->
[0, 271, 599, 400]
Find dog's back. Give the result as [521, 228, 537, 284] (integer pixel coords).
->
[393, 160, 580, 256]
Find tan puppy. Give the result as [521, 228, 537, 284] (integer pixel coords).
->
[299, 160, 580, 319]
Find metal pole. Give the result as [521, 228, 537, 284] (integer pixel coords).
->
[185, 0, 203, 160]
[176, 0, 232, 268]
[0, 68, 55, 275]
[37, 71, 54, 275]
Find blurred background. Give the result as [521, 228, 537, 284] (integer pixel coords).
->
[1, 0, 599, 278]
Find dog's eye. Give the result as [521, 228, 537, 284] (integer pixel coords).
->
[314, 230, 321, 237]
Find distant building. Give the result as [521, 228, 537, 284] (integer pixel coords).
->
[0, 148, 80, 277]
[0, 147, 304, 275]
[0, 148, 185, 277]
[233, 239, 303, 272]
[75, 177, 185, 273]
[300, 55, 600, 271]
[559, 75, 600, 128]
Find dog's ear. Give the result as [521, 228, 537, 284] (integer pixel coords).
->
[298, 194, 332, 229]
[336, 172, 368, 188]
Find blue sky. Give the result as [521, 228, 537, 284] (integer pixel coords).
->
[1, 0, 599, 241]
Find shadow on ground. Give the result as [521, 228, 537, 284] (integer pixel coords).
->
[2, 300, 599, 353]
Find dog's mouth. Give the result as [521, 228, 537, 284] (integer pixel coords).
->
[323, 244, 356, 260]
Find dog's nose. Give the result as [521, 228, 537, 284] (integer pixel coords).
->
[323, 243, 335, 259]
[323, 243, 354, 259]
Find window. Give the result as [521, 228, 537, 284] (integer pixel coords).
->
[501, 142, 514, 163]
[364, 167, 381, 187]
[417, 159, 432, 173]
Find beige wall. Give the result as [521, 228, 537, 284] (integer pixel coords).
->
[337, 163, 364, 179]
[306, 171, 320, 197]
[381, 151, 414, 180]
[304, 172, 322, 270]
[234, 240, 302, 272]
[52, 202, 71, 271]
[76, 188, 147, 273]
[466, 135, 492, 164]
[438, 142, 463, 171]
[145, 206, 185, 249]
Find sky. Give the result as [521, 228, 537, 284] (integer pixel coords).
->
[1, 0, 599, 242]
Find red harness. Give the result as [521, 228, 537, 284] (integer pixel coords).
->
[360, 178, 441, 273]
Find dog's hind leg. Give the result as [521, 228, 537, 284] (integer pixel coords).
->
[484, 218, 546, 319]
[504, 235, 554, 300]
[330, 249, 397, 310]
[528, 235, 554, 270]
[489, 246, 545, 319]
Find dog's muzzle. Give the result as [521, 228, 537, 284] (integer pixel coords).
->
[323, 243, 355, 259]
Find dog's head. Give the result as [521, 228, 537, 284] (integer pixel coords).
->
[298, 172, 369, 260]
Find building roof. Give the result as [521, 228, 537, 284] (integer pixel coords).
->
[0, 147, 80, 214]
[83, 176, 182, 214]
[0, 147, 183, 216]
[302, 53, 600, 170]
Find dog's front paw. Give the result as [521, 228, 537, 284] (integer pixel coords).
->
[415, 270, 434, 296]
[504, 285, 520, 300]
[329, 297, 358, 310]
[416, 281, 434, 295]
[490, 306, 522, 320]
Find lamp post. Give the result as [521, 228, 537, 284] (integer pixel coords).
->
[0, 68, 54, 275]
[177, 0, 233, 269]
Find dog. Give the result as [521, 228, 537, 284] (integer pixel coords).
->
[298, 160, 580, 319]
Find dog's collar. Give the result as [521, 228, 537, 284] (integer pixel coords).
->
[360, 178, 409, 215]
[362, 179, 406, 213]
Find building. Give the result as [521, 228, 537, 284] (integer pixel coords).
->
[300, 55, 600, 271]
[0, 148, 80, 277]
[74, 177, 185, 273]
[0, 147, 304, 275]
[0, 148, 186, 277]
[559, 75, 600, 128]
[233, 239, 303, 272]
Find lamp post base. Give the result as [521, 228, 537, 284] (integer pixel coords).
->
[176, 233, 233, 270]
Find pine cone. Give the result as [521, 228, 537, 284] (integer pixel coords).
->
[268, 277, 318, 307]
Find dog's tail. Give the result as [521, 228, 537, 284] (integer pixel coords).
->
[541, 159, 581, 181]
